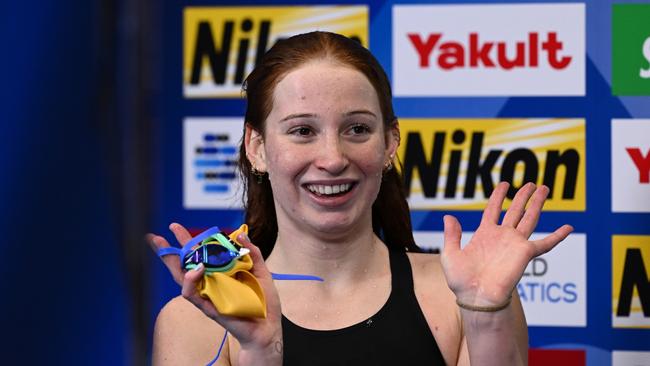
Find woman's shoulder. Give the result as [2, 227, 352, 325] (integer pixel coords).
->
[406, 251, 445, 280]
[406, 251, 464, 365]
[406, 251, 456, 302]
[153, 296, 230, 365]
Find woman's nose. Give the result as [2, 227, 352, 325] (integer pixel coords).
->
[315, 135, 349, 174]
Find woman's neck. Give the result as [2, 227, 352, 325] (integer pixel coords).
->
[266, 221, 386, 283]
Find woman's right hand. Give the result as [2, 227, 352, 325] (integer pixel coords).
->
[147, 223, 283, 364]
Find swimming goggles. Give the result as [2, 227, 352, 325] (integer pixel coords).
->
[157, 227, 246, 273]
[157, 226, 324, 281]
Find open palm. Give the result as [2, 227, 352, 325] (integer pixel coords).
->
[441, 182, 573, 306]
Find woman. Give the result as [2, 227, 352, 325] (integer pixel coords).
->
[148, 31, 573, 365]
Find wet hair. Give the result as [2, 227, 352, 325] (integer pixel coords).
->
[238, 31, 420, 258]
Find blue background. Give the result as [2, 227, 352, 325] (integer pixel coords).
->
[2, 0, 648, 365]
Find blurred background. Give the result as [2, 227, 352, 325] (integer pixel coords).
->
[1, 0, 648, 365]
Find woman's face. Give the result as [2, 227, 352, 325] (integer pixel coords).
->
[246, 61, 398, 239]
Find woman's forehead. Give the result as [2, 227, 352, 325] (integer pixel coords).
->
[269, 61, 380, 116]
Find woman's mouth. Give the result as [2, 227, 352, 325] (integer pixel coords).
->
[305, 183, 354, 197]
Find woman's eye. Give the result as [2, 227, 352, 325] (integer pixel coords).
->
[350, 124, 370, 135]
[290, 127, 313, 136]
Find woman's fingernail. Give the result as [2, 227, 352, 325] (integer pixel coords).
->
[238, 232, 250, 243]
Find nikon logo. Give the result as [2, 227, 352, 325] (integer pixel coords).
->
[397, 119, 586, 211]
[612, 235, 650, 328]
[183, 6, 368, 98]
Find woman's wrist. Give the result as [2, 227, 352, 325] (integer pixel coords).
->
[456, 295, 512, 312]
[238, 333, 284, 366]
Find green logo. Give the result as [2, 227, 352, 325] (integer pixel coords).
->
[612, 4, 650, 95]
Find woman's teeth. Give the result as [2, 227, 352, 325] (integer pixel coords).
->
[307, 183, 352, 196]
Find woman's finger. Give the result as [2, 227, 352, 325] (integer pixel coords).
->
[481, 181, 509, 226]
[180, 263, 221, 319]
[502, 182, 536, 228]
[517, 185, 550, 237]
[169, 222, 193, 246]
[147, 233, 183, 285]
[237, 232, 273, 280]
[442, 215, 462, 257]
[531, 224, 573, 256]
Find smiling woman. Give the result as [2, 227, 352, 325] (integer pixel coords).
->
[239, 32, 418, 258]
[148, 31, 573, 366]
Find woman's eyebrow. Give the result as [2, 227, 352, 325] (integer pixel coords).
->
[279, 113, 318, 123]
[344, 110, 378, 119]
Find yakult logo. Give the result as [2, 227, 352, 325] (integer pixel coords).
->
[393, 4, 585, 96]
[408, 32, 571, 71]
[612, 119, 650, 212]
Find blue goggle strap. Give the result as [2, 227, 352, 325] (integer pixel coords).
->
[156, 226, 224, 264]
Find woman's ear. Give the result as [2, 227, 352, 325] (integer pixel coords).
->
[386, 119, 401, 161]
[244, 124, 267, 172]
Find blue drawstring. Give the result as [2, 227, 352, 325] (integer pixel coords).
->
[206, 330, 229, 366]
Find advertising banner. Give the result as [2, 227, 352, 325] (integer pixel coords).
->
[184, 6, 368, 97]
[397, 118, 586, 211]
[393, 3, 585, 96]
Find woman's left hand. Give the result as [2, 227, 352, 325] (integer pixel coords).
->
[441, 181, 573, 307]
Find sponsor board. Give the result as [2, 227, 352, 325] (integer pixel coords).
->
[612, 3, 650, 95]
[393, 3, 585, 96]
[529, 349, 586, 366]
[612, 119, 650, 212]
[397, 119, 586, 211]
[414, 231, 586, 327]
[184, 6, 368, 98]
[612, 235, 650, 328]
[612, 350, 650, 365]
[183, 118, 244, 209]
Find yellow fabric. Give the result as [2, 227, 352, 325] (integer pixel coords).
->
[196, 224, 267, 318]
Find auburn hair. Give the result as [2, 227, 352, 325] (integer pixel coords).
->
[238, 31, 420, 257]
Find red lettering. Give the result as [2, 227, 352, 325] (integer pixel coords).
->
[439, 42, 465, 70]
[407, 31, 572, 70]
[529, 32, 539, 67]
[469, 33, 494, 67]
[542, 32, 571, 69]
[498, 42, 526, 70]
[408, 33, 441, 67]
[626, 148, 650, 184]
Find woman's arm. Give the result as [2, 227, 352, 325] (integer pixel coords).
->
[456, 291, 528, 365]
[441, 182, 572, 365]
[153, 296, 231, 365]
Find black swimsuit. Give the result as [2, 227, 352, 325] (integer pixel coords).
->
[282, 250, 446, 365]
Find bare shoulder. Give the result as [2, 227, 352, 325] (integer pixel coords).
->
[407, 252, 463, 365]
[153, 296, 230, 365]
[407, 252, 456, 307]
